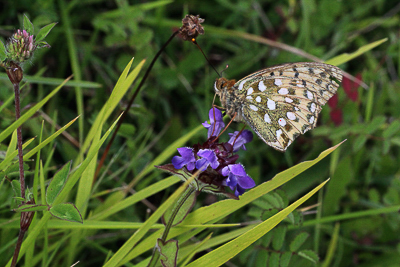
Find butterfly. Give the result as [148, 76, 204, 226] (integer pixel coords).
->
[214, 62, 343, 151]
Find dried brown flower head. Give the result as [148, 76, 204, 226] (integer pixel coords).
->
[179, 14, 205, 41]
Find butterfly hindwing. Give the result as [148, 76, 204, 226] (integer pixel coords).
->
[215, 62, 343, 151]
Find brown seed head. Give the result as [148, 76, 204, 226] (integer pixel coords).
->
[179, 14, 205, 41]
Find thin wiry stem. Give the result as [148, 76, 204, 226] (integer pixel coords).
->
[94, 30, 180, 180]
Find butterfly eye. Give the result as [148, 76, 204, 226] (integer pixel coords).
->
[214, 81, 220, 92]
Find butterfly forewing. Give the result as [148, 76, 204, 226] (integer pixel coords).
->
[215, 62, 343, 151]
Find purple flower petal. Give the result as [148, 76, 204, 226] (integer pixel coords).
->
[228, 130, 253, 152]
[196, 149, 220, 170]
[171, 147, 196, 171]
[203, 108, 225, 138]
[221, 163, 255, 196]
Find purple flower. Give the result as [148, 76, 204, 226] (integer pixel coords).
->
[222, 164, 256, 197]
[196, 149, 220, 170]
[228, 130, 253, 152]
[172, 147, 196, 171]
[202, 108, 225, 138]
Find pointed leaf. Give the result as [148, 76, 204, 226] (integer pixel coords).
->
[46, 161, 72, 205]
[383, 121, 400, 138]
[157, 239, 178, 267]
[185, 179, 330, 267]
[325, 38, 387, 66]
[49, 203, 83, 223]
[23, 14, 34, 34]
[14, 204, 48, 212]
[35, 22, 57, 42]
[290, 232, 309, 252]
[298, 250, 319, 263]
[0, 40, 6, 62]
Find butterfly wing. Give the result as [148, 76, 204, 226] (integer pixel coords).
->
[236, 62, 342, 151]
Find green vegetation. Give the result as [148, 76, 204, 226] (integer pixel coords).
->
[1, 1, 399, 266]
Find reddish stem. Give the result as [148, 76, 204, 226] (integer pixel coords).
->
[13, 82, 26, 200]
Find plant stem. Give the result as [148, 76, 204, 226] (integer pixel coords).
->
[10, 230, 25, 267]
[14, 82, 25, 200]
[94, 30, 179, 180]
[147, 186, 195, 267]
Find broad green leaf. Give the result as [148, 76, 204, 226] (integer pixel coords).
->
[35, 23, 57, 42]
[157, 239, 178, 267]
[49, 203, 83, 223]
[290, 232, 309, 252]
[325, 38, 388, 66]
[0, 40, 6, 62]
[46, 161, 72, 205]
[185, 179, 330, 267]
[298, 250, 319, 263]
[280, 251, 292, 267]
[272, 225, 287, 250]
[323, 156, 353, 216]
[23, 14, 34, 34]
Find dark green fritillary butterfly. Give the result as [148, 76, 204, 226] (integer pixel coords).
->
[214, 62, 343, 151]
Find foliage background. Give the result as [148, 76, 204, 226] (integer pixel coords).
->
[1, 0, 400, 266]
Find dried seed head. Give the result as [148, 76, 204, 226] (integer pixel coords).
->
[179, 14, 205, 41]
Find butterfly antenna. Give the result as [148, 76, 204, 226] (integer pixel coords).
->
[192, 39, 221, 77]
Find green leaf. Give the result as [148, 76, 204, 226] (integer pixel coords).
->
[383, 120, 400, 138]
[162, 187, 197, 227]
[272, 225, 287, 250]
[23, 14, 34, 34]
[280, 252, 292, 267]
[269, 252, 280, 267]
[11, 180, 22, 198]
[46, 161, 72, 205]
[0, 77, 70, 144]
[14, 204, 48, 212]
[261, 208, 280, 221]
[49, 203, 83, 223]
[35, 22, 57, 42]
[185, 179, 331, 267]
[157, 239, 178, 267]
[353, 135, 367, 152]
[365, 116, 386, 134]
[0, 40, 6, 62]
[325, 38, 388, 66]
[290, 232, 309, 252]
[298, 250, 319, 263]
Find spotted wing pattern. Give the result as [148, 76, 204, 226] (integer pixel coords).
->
[222, 62, 343, 151]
